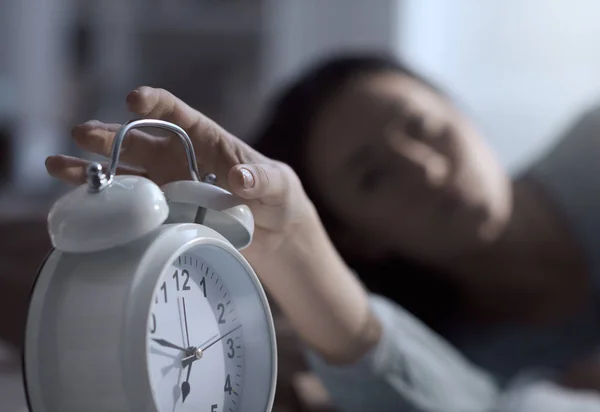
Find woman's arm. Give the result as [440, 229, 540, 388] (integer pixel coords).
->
[248, 206, 380, 365]
[499, 373, 600, 412]
[306, 294, 500, 412]
[249, 208, 500, 412]
[254, 210, 600, 412]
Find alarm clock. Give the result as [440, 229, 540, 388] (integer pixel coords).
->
[23, 119, 277, 412]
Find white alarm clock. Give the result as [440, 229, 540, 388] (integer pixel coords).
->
[23, 119, 277, 412]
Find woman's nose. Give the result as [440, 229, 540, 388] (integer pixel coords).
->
[385, 131, 450, 187]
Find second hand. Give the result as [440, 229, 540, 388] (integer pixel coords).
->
[181, 325, 242, 367]
[202, 324, 242, 351]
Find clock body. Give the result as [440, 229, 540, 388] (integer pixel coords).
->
[24, 223, 277, 412]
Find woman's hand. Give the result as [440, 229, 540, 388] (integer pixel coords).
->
[46, 86, 376, 362]
[45, 86, 315, 262]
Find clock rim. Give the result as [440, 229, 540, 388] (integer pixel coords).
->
[22, 247, 54, 412]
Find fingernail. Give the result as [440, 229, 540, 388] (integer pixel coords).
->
[126, 89, 140, 104]
[240, 167, 255, 189]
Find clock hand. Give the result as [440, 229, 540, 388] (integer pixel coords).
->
[179, 333, 218, 367]
[152, 338, 187, 352]
[197, 333, 219, 350]
[181, 297, 191, 348]
[176, 296, 187, 350]
[202, 324, 242, 351]
[181, 361, 193, 403]
[180, 331, 214, 403]
[181, 325, 242, 367]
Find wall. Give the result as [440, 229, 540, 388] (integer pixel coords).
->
[398, 0, 600, 173]
[5, 0, 78, 193]
[6, 0, 598, 191]
[257, 0, 403, 119]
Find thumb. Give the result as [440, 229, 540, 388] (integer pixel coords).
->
[228, 163, 290, 204]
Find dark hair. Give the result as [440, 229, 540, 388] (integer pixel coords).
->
[251, 53, 463, 332]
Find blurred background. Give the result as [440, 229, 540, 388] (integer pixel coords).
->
[1, 0, 600, 410]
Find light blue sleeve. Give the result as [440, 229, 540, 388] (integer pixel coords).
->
[304, 295, 499, 412]
[497, 373, 600, 412]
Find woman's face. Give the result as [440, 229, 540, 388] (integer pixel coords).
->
[306, 72, 512, 262]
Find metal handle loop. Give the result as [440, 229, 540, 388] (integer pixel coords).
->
[87, 119, 201, 192]
[109, 119, 201, 181]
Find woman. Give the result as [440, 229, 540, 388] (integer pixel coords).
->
[45, 54, 600, 411]
[250, 54, 600, 378]
[249, 54, 600, 410]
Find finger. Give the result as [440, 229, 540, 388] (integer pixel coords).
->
[71, 120, 161, 167]
[126, 87, 230, 154]
[127, 86, 266, 184]
[227, 162, 291, 205]
[45, 155, 147, 186]
[127, 87, 208, 133]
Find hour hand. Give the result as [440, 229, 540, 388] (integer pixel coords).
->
[181, 362, 193, 403]
[152, 338, 187, 352]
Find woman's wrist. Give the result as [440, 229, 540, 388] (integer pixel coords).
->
[256, 201, 381, 364]
[318, 305, 383, 365]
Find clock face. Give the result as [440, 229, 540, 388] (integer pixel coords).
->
[147, 251, 244, 412]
